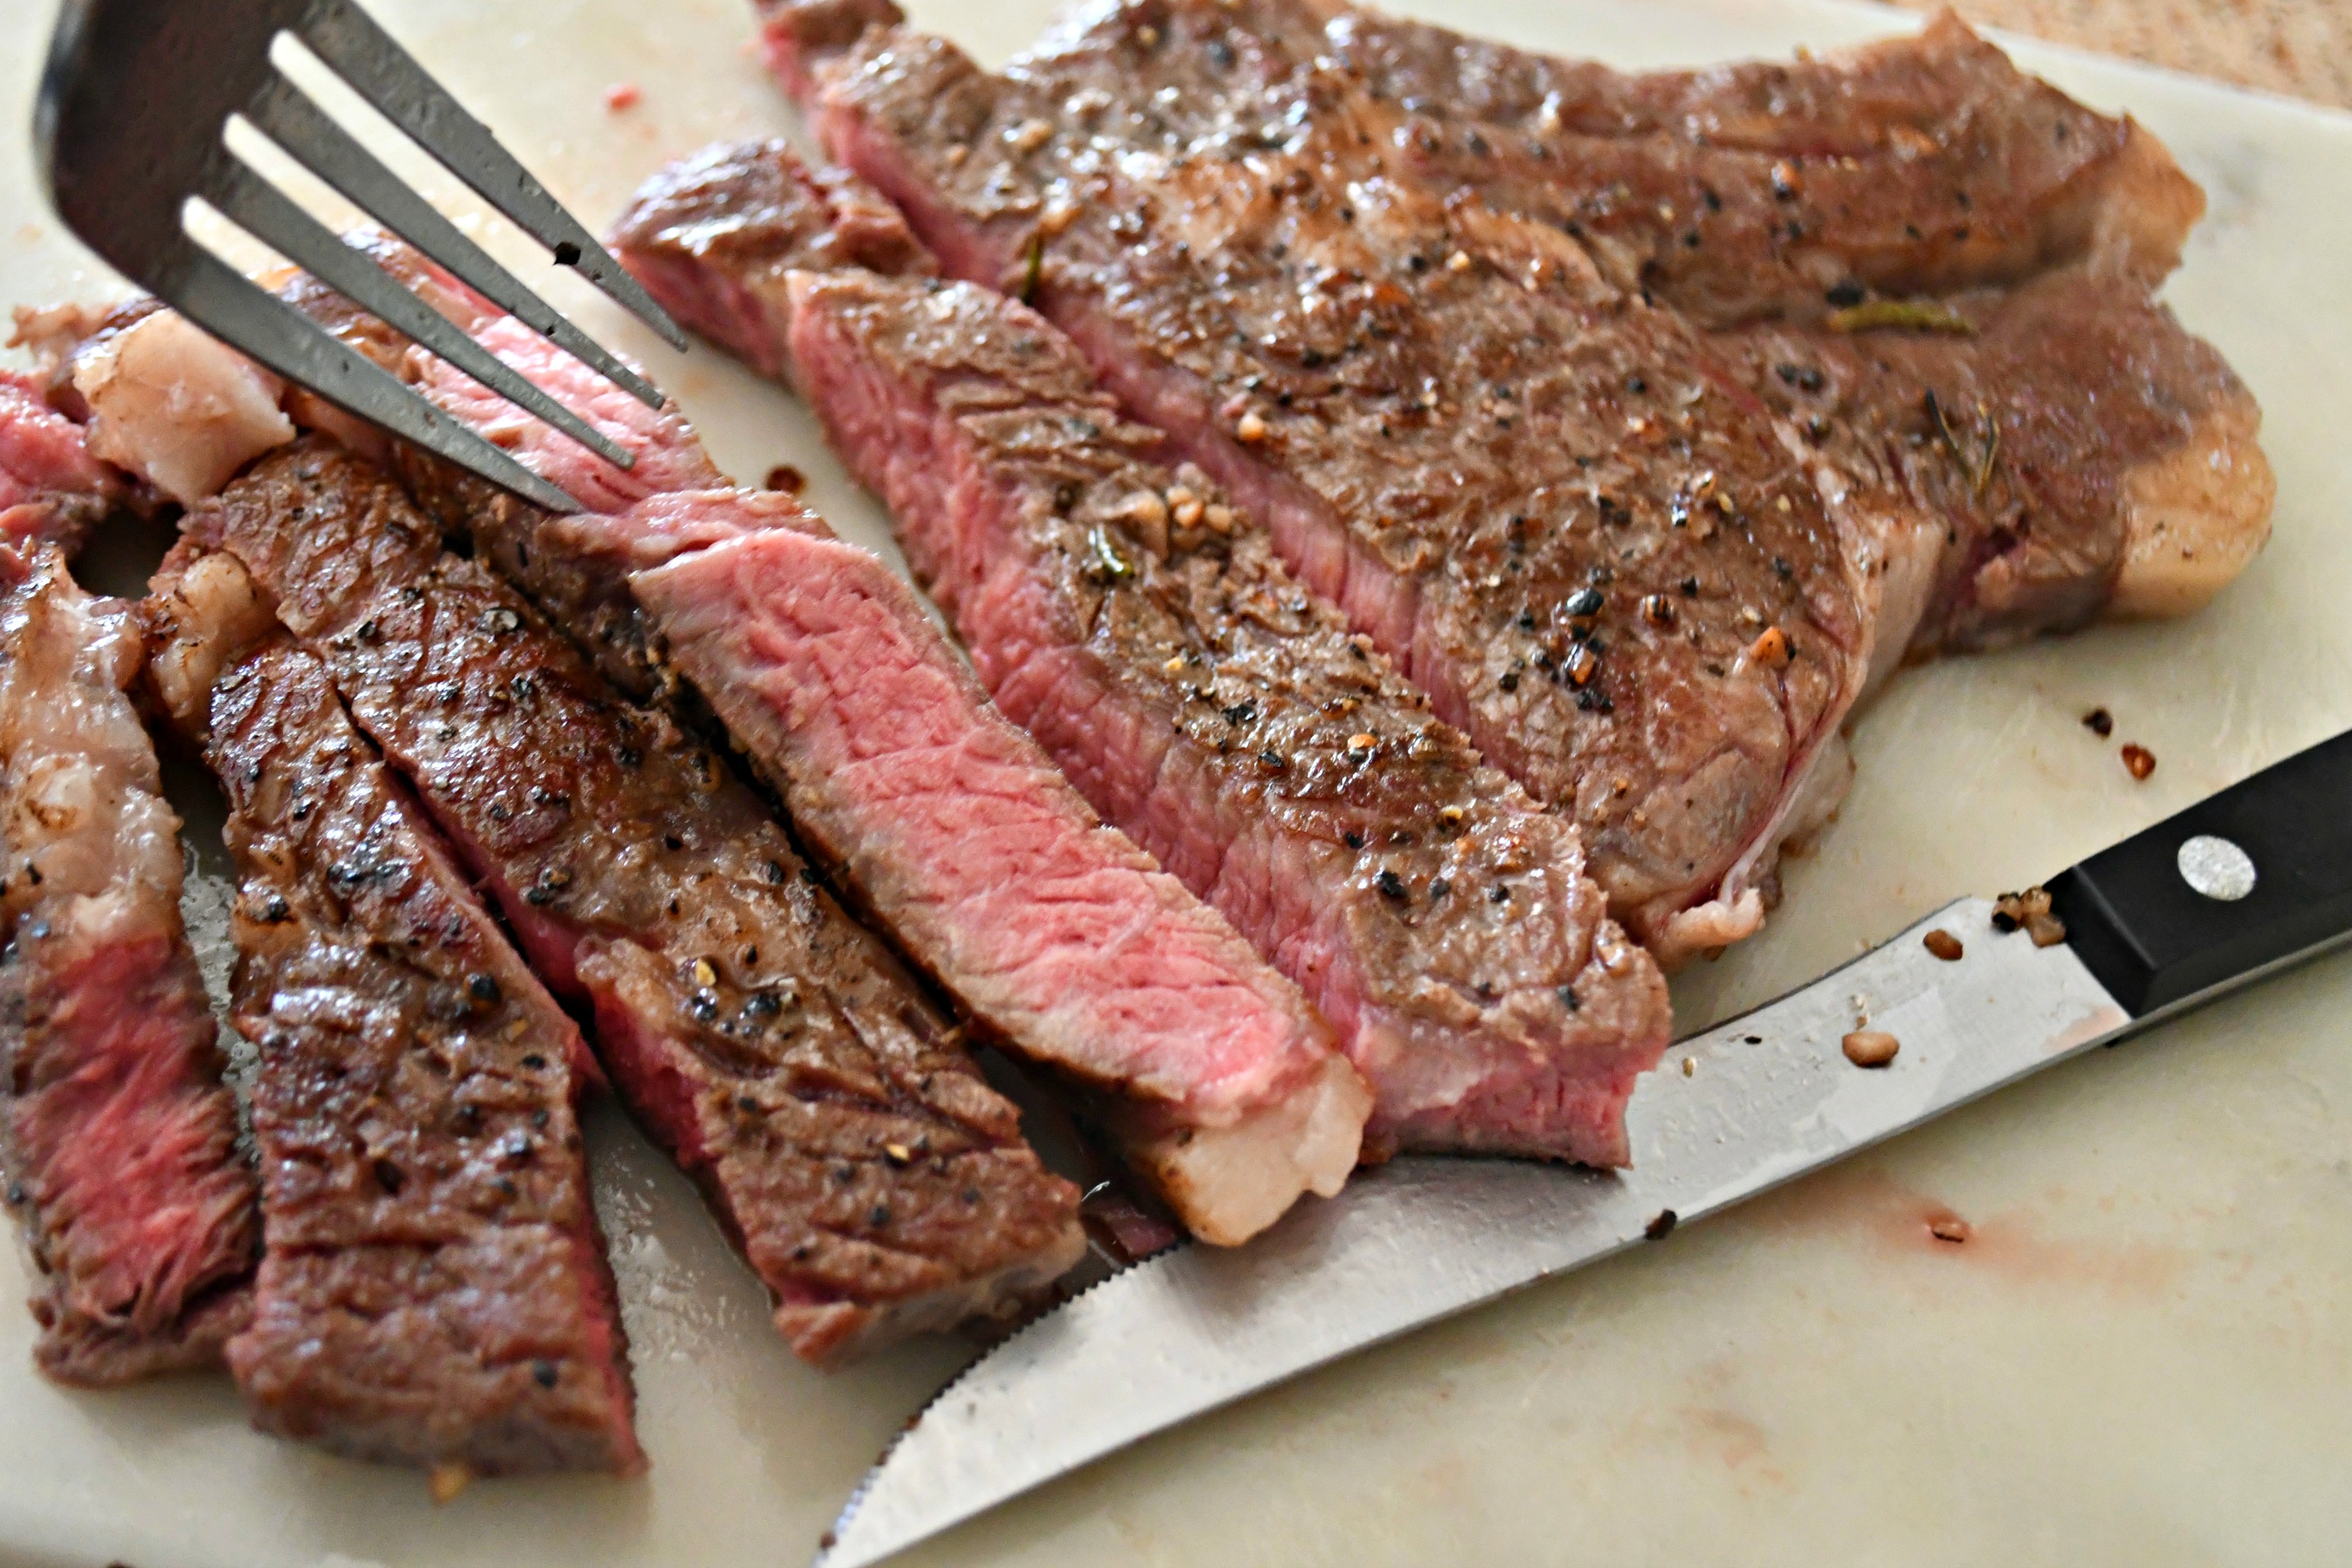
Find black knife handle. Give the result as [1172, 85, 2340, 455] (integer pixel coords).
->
[2046, 729, 2352, 1017]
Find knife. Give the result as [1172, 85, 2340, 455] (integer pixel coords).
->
[819, 728, 2352, 1568]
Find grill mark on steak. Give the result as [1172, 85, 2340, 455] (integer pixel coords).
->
[760, 0, 2270, 961]
[0, 544, 257, 1384]
[146, 548, 644, 1475]
[186, 439, 1087, 1365]
[773, 266, 1670, 1163]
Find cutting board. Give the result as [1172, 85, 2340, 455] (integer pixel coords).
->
[2, 1, 2348, 1564]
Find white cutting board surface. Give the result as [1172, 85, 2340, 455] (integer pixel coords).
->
[3, 0, 2349, 1564]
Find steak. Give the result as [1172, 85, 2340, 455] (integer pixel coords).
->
[1261, 2, 2273, 639]
[1091, 4, 2201, 328]
[608, 138, 937, 383]
[626, 499, 1372, 1241]
[758, 0, 2272, 961]
[601, 128, 1671, 1170]
[384, 308, 1372, 1245]
[0, 544, 257, 1384]
[190, 439, 1087, 1365]
[0, 370, 117, 554]
[146, 547, 643, 1476]
[778, 267, 1671, 1163]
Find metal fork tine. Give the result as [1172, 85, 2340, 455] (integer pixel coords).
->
[206, 157, 639, 471]
[293, 0, 688, 352]
[167, 245, 583, 514]
[245, 70, 668, 412]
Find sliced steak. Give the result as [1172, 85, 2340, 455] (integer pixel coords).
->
[779, 267, 1670, 1161]
[388, 360, 724, 710]
[190, 440, 1086, 1365]
[1219, 0, 2273, 644]
[608, 136, 1668, 1167]
[0, 544, 257, 1384]
[608, 138, 936, 383]
[1117, 3, 2202, 325]
[0, 371, 118, 555]
[146, 549, 642, 1476]
[384, 310, 1371, 1244]
[623, 498, 1371, 1241]
[770, 1, 1881, 961]
[1714, 267, 2271, 644]
[761, 0, 2270, 960]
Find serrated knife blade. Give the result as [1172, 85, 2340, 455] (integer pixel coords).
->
[820, 730, 2352, 1568]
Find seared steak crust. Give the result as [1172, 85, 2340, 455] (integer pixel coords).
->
[397, 452, 683, 710]
[1245, 5, 2197, 323]
[1176, 0, 2266, 650]
[608, 138, 935, 383]
[376, 293, 1368, 1243]
[777, 6, 1874, 958]
[626, 495, 1371, 1243]
[763, 0, 2268, 958]
[779, 268, 1669, 1163]
[194, 623, 643, 1475]
[0, 546, 257, 1384]
[1715, 265, 2269, 649]
[191, 440, 1086, 1365]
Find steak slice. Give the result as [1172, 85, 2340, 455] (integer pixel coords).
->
[0, 544, 257, 1384]
[778, 267, 1670, 1162]
[607, 138, 936, 383]
[0, 370, 118, 555]
[1087, 2, 2202, 327]
[770, 2, 1879, 963]
[622, 498, 1372, 1241]
[145, 549, 642, 1476]
[606, 140, 1668, 1165]
[761, 0, 2271, 961]
[191, 439, 1086, 1365]
[1219, 0, 2273, 644]
[382, 308, 1372, 1245]
[1713, 267, 2271, 644]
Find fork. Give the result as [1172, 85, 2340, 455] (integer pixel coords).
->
[34, 0, 688, 513]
